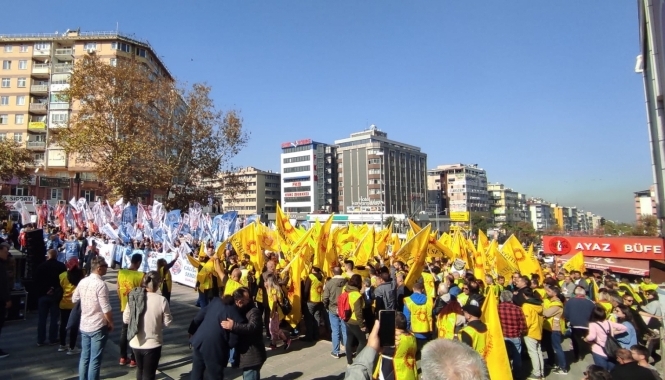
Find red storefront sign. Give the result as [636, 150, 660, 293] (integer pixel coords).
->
[543, 236, 665, 260]
[280, 139, 312, 148]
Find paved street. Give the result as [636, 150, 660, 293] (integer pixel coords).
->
[1, 270, 602, 379]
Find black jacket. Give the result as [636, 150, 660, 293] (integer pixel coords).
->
[0, 258, 9, 302]
[610, 361, 656, 380]
[231, 305, 267, 368]
[35, 258, 66, 298]
[189, 297, 244, 360]
[303, 272, 323, 304]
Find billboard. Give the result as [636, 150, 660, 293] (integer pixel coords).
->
[542, 235, 665, 260]
[449, 211, 469, 222]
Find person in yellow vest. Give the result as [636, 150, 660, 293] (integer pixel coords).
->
[542, 288, 568, 375]
[265, 273, 291, 351]
[521, 287, 545, 380]
[373, 312, 418, 380]
[639, 278, 659, 299]
[421, 270, 436, 301]
[343, 274, 366, 366]
[596, 290, 615, 320]
[618, 278, 643, 306]
[303, 266, 325, 342]
[459, 304, 487, 357]
[457, 282, 470, 307]
[434, 293, 465, 340]
[117, 253, 144, 367]
[186, 246, 219, 308]
[484, 275, 501, 300]
[403, 282, 432, 353]
[343, 260, 355, 279]
[531, 278, 547, 301]
[156, 256, 177, 303]
[58, 257, 84, 354]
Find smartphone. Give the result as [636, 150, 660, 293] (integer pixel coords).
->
[378, 310, 396, 347]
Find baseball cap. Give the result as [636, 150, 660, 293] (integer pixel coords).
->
[462, 304, 482, 319]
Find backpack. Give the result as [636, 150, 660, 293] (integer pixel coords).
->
[337, 291, 352, 322]
[278, 292, 292, 315]
[594, 321, 621, 360]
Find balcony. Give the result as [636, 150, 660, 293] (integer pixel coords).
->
[49, 103, 70, 110]
[50, 83, 70, 92]
[27, 141, 46, 150]
[31, 63, 50, 76]
[31, 159, 45, 167]
[28, 121, 46, 131]
[54, 48, 74, 57]
[29, 103, 48, 113]
[33, 49, 50, 57]
[30, 84, 48, 94]
[52, 64, 73, 74]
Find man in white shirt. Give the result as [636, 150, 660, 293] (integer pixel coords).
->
[72, 256, 113, 380]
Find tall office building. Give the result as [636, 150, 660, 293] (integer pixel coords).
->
[635, 186, 657, 220]
[0, 30, 170, 204]
[334, 125, 427, 215]
[528, 200, 556, 232]
[427, 163, 489, 214]
[487, 183, 521, 225]
[279, 138, 337, 214]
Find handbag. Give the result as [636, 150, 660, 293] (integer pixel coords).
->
[278, 294, 292, 315]
[594, 321, 621, 360]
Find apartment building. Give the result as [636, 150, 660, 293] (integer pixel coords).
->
[635, 185, 658, 220]
[279, 139, 337, 214]
[527, 200, 556, 232]
[487, 183, 522, 225]
[335, 125, 427, 215]
[427, 163, 489, 215]
[0, 29, 170, 204]
[203, 167, 280, 217]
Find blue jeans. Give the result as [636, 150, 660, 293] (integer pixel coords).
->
[592, 352, 615, 371]
[197, 292, 209, 308]
[505, 337, 522, 380]
[243, 364, 262, 380]
[551, 331, 566, 370]
[328, 311, 347, 355]
[79, 326, 109, 380]
[38, 295, 60, 344]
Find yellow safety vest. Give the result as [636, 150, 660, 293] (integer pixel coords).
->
[117, 269, 145, 311]
[598, 301, 613, 319]
[224, 278, 243, 296]
[392, 333, 418, 380]
[348, 290, 364, 324]
[309, 274, 323, 303]
[404, 297, 432, 334]
[457, 293, 469, 307]
[436, 312, 458, 340]
[59, 272, 76, 310]
[240, 269, 249, 287]
[159, 266, 172, 293]
[422, 272, 436, 299]
[535, 288, 547, 300]
[255, 287, 264, 303]
[543, 301, 566, 333]
[459, 324, 487, 358]
[484, 284, 501, 299]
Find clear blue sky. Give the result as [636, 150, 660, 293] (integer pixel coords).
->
[3, 1, 650, 222]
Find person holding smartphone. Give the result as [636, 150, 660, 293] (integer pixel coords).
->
[375, 312, 418, 380]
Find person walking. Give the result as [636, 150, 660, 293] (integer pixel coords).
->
[221, 287, 267, 380]
[303, 266, 325, 342]
[117, 253, 144, 367]
[585, 304, 628, 371]
[542, 287, 567, 375]
[58, 257, 84, 354]
[264, 273, 291, 350]
[0, 240, 11, 358]
[343, 274, 367, 366]
[498, 290, 527, 380]
[156, 257, 177, 303]
[322, 266, 348, 359]
[36, 249, 67, 346]
[73, 256, 113, 380]
[521, 287, 545, 380]
[123, 271, 172, 380]
[563, 286, 596, 362]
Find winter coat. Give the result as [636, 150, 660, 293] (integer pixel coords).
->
[323, 276, 348, 314]
[231, 305, 267, 369]
[126, 287, 146, 341]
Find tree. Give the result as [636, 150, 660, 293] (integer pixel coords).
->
[0, 139, 34, 182]
[55, 55, 249, 209]
[632, 215, 659, 236]
[383, 216, 396, 229]
[470, 214, 494, 238]
[601, 220, 634, 236]
[503, 221, 539, 245]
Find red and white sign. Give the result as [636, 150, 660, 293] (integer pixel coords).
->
[284, 192, 310, 197]
[281, 139, 312, 148]
[543, 236, 665, 261]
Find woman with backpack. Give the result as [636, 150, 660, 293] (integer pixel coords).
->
[584, 304, 628, 371]
[614, 304, 638, 349]
[265, 274, 291, 351]
[342, 274, 366, 366]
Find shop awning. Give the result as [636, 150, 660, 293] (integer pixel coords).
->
[558, 254, 650, 276]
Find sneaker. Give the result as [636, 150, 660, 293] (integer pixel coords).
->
[119, 358, 128, 366]
[330, 352, 340, 359]
[552, 368, 568, 375]
[67, 347, 81, 355]
[0, 350, 8, 359]
[58, 345, 68, 352]
[129, 360, 137, 368]
[36, 343, 44, 347]
[284, 339, 292, 351]
[268, 344, 277, 350]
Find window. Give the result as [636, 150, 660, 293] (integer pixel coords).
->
[3, 45, 12, 53]
[283, 165, 310, 173]
[13, 133, 22, 143]
[0, 114, 6, 124]
[283, 186, 311, 192]
[110, 58, 117, 67]
[83, 42, 97, 51]
[10, 186, 27, 196]
[282, 155, 311, 164]
[19, 44, 28, 52]
[0, 96, 7, 106]
[136, 48, 146, 57]
[51, 113, 68, 123]
[81, 190, 96, 202]
[338, 190, 343, 196]
[282, 176, 310, 183]
[338, 182, 343, 187]
[50, 188, 63, 200]
[2, 61, 11, 70]
[0, 133, 5, 141]
[17, 78, 26, 87]
[284, 196, 311, 203]
[16, 96, 24, 105]
[18, 60, 27, 70]
[15, 114, 24, 124]
[34, 42, 50, 50]
[111, 42, 131, 53]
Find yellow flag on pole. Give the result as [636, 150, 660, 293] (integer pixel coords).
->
[563, 251, 586, 274]
[477, 229, 490, 254]
[375, 223, 392, 258]
[481, 288, 513, 380]
[402, 224, 432, 289]
[230, 222, 262, 274]
[276, 203, 301, 247]
[351, 228, 375, 267]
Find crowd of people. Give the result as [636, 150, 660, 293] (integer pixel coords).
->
[1, 222, 665, 380]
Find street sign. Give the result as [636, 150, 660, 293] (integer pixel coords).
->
[449, 211, 469, 222]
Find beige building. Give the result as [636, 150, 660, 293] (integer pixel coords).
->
[427, 163, 489, 214]
[488, 183, 522, 225]
[0, 30, 170, 204]
[635, 185, 658, 221]
[206, 167, 281, 217]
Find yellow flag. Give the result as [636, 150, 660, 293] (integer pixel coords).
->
[390, 233, 402, 257]
[255, 222, 280, 252]
[314, 216, 333, 271]
[351, 228, 375, 267]
[408, 219, 421, 233]
[375, 223, 392, 258]
[563, 251, 585, 274]
[276, 203, 302, 247]
[480, 287, 513, 380]
[527, 243, 544, 282]
[477, 229, 490, 254]
[230, 222, 262, 276]
[451, 231, 468, 267]
[472, 242, 486, 281]
[504, 235, 540, 277]
[438, 232, 452, 247]
[495, 241, 518, 279]
[402, 224, 432, 289]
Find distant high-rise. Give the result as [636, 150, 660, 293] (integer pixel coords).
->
[427, 163, 489, 215]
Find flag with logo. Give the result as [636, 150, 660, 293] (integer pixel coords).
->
[230, 223, 262, 273]
[480, 287, 512, 380]
[563, 251, 585, 274]
[351, 228, 375, 267]
[400, 225, 432, 289]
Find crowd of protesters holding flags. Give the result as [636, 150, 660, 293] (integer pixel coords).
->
[2, 199, 665, 380]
